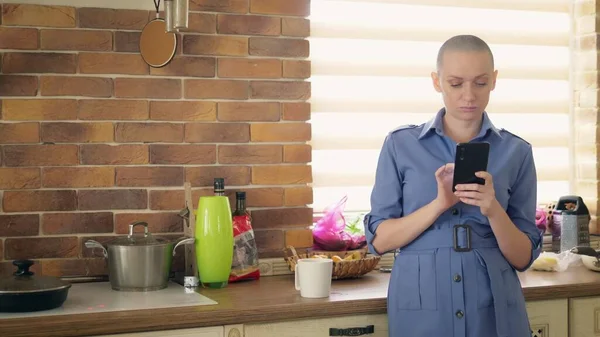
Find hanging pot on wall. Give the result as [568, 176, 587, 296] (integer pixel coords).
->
[0, 260, 72, 313]
[85, 221, 194, 292]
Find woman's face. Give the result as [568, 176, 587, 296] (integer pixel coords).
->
[431, 50, 497, 122]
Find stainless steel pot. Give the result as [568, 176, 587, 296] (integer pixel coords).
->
[85, 221, 194, 292]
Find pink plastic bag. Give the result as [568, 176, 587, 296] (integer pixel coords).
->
[312, 196, 366, 251]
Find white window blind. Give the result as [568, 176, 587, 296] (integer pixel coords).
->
[308, 0, 573, 214]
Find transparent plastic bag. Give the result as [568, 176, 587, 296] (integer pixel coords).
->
[531, 251, 582, 272]
[312, 196, 366, 251]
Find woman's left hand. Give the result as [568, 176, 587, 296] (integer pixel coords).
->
[454, 171, 498, 217]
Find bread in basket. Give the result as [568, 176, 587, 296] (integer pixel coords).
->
[283, 246, 381, 280]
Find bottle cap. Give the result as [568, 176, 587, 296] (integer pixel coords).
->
[236, 191, 246, 199]
[213, 178, 224, 191]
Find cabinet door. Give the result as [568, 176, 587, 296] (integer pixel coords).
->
[96, 326, 224, 337]
[569, 296, 600, 337]
[244, 314, 388, 337]
[526, 299, 568, 337]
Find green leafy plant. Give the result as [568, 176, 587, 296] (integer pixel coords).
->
[345, 213, 365, 235]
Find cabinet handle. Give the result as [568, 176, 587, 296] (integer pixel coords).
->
[329, 325, 375, 336]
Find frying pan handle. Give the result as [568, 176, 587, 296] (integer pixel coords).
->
[172, 238, 195, 256]
[85, 240, 108, 258]
[570, 246, 599, 258]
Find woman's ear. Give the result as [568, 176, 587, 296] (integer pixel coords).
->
[431, 71, 442, 93]
[491, 70, 498, 91]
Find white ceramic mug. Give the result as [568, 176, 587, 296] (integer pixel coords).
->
[294, 258, 333, 298]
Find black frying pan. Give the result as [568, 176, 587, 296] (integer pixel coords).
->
[0, 260, 71, 312]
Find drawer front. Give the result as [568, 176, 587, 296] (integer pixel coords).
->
[96, 326, 224, 337]
[570, 296, 600, 337]
[245, 314, 388, 337]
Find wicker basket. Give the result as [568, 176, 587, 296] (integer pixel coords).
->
[283, 246, 381, 280]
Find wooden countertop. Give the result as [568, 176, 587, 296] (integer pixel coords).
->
[2, 266, 600, 337]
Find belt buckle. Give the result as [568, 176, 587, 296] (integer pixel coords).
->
[453, 224, 472, 252]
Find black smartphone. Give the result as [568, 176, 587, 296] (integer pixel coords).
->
[452, 142, 490, 192]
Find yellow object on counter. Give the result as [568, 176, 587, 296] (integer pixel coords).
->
[531, 254, 559, 272]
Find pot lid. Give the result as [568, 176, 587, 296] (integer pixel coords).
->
[0, 260, 71, 294]
[110, 221, 169, 246]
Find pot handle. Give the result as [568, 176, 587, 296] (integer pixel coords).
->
[129, 221, 149, 238]
[85, 240, 108, 258]
[172, 237, 195, 257]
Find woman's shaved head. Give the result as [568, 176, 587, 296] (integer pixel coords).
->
[436, 35, 494, 73]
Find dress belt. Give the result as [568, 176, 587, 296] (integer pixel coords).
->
[398, 227, 511, 337]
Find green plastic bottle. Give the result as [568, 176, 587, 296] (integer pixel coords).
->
[195, 178, 234, 288]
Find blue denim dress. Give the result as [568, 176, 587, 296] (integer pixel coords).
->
[364, 108, 542, 337]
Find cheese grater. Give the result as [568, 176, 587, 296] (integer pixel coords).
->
[550, 196, 591, 253]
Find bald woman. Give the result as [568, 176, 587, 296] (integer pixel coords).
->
[364, 35, 541, 337]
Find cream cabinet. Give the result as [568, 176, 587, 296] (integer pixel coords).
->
[526, 299, 569, 337]
[244, 314, 388, 337]
[96, 326, 224, 337]
[569, 296, 600, 337]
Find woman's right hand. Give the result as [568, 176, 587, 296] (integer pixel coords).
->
[434, 163, 459, 211]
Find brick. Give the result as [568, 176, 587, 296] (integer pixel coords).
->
[574, 72, 598, 91]
[282, 18, 309, 37]
[577, 34, 599, 50]
[41, 258, 107, 277]
[79, 53, 148, 75]
[150, 101, 216, 121]
[115, 123, 184, 143]
[285, 229, 313, 248]
[250, 81, 311, 100]
[114, 31, 141, 52]
[284, 144, 311, 163]
[5, 237, 78, 259]
[41, 122, 113, 143]
[4, 145, 78, 166]
[0, 123, 39, 143]
[81, 144, 149, 165]
[251, 123, 311, 142]
[218, 145, 282, 164]
[150, 190, 185, 210]
[2, 52, 77, 74]
[282, 102, 310, 121]
[0, 75, 38, 96]
[150, 145, 216, 164]
[185, 12, 217, 33]
[78, 189, 147, 210]
[252, 165, 312, 184]
[2, 99, 78, 120]
[249, 37, 309, 57]
[150, 56, 215, 77]
[284, 186, 313, 206]
[0, 215, 39, 237]
[189, 0, 249, 13]
[3, 190, 77, 212]
[78, 8, 148, 30]
[185, 79, 248, 99]
[251, 208, 313, 229]
[43, 212, 113, 234]
[217, 14, 280, 36]
[186, 166, 251, 186]
[183, 35, 248, 56]
[218, 58, 281, 79]
[0, 27, 38, 49]
[254, 229, 284, 252]
[2, 4, 76, 27]
[40, 76, 113, 98]
[283, 60, 310, 79]
[41, 29, 112, 51]
[185, 123, 250, 143]
[115, 213, 183, 234]
[42, 167, 114, 188]
[115, 78, 181, 99]
[574, 1, 597, 17]
[79, 100, 149, 120]
[0, 168, 40, 189]
[116, 167, 184, 187]
[250, 0, 310, 16]
[218, 102, 280, 121]
[576, 15, 600, 35]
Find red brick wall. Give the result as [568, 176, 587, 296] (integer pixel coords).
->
[0, 0, 313, 278]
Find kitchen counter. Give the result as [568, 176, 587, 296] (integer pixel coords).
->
[2, 266, 600, 337]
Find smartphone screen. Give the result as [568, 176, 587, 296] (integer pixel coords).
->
[452, 142, 490, 192]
